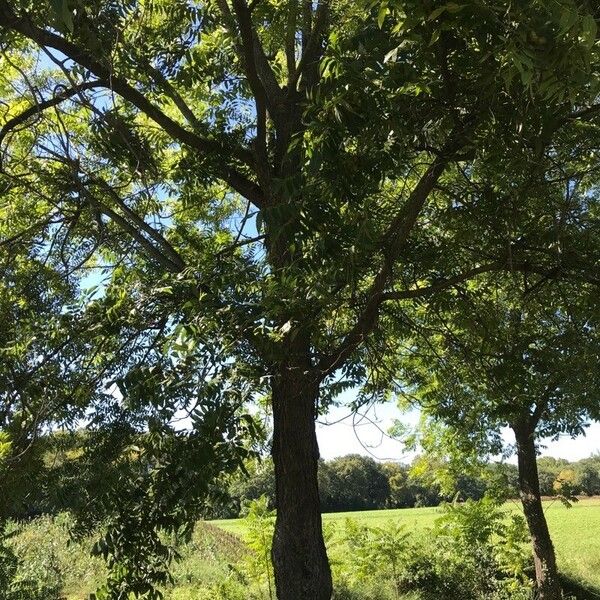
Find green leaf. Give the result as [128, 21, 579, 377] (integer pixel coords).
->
[377, 5, 389, 28]
[428, 6, 448, 21]
[383, 46, 399, 63]
[581, 15, 597, 50]
[51, 0, 74, 33]
[428, 3, 463, 21]
[429, 29, 441, 46]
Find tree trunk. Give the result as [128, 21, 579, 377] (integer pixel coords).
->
[270, 353, 332, 600]
[513, 424, 562, 600]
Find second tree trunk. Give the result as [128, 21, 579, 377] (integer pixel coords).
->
[513, 423, 562, 600]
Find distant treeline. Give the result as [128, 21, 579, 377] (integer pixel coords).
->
[212, 453, 600, 518]
[5, 429, 600, 520]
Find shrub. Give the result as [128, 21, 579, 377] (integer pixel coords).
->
[331, 497, 534, 600]
[243, 496, 275, 600]
[6, 514, 104, 599]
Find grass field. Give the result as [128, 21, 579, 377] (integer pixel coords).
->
[213, 497, 600, 592]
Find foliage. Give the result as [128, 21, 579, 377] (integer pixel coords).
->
[9, 499, 600, 599]
[435, 498, 532, 594]
[336, 519, 409, 600]
[243, 496, 275, 599]
[87, 410, 259, 600]
[319, 455, 391, 512]
[220, 450, 595, 512]
[329, 496, 533, 600]
[227, 460, 276, 518]
[20, 440, 600, 526]
[0, 514, 101, 600]
[2, 0, 600, 595]
[205, 453, 490, 517]
[0, 526, 20, 600]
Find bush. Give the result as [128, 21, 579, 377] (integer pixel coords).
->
[5, 514, 105, 599]
[331, 497, 534, 600]
[0, 525, 20, 600]
[5, 499, 535, 600]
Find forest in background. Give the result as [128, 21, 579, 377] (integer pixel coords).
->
[5, 429, 600, 520]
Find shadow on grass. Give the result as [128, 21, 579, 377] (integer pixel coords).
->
[560, 573, 600, 600]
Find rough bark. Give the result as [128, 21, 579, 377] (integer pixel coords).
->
[513, 423, 562, 600]
[270, 345, 332, 600]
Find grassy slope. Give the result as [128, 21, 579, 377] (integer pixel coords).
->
[213, 497, 600, 590]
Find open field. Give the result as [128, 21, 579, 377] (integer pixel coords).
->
[7, 498, 600, 599]
[213, 497, 600, 592]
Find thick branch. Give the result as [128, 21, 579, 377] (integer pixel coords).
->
[293, 0, 329, 91]
[231, 0, 284, 112]
[317, 121, 477, 378]
[216, 0, 283, 121]
[285, 1, 298, 83]
[530, 396, 550, 428]
[301, 0, 313, 54]
[317, 159, 449, 377]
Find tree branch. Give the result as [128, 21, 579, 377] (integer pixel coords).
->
[230, 0, 284, 112]
[317, 120, 478, 378]
[0, 80, 107, 150]
[86, 175, 185, 271]
[70, 169, 185, 273]
[317, 158, 450, 378]
[216, 0, 282, 121]
[285, 0, 298, 84]
[136, 57, 204, 132]
[567, 103, 600, 121]
[381, 263, 501, 301]
[84, 191, 184, 274]
[293, 0, 329, 91]
[0, 2, 266, 207]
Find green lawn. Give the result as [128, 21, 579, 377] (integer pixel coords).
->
[213, 503, 444, 537]
[212, 497, 600, 591]
[542, 497, 600, 591]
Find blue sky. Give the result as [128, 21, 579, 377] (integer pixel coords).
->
[316, 400, 600, 463]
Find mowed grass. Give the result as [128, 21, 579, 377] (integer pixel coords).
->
[213, 504, 443, 537]
[212, 497, 600, 591]
[541, 497, 600, 591]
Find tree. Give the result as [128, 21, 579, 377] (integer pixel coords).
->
[1, 2, 600, 598]
[553, 468, 577, 497]
[0, 243, 102, 519]
[319, 454, 390, 511]
[229, 458, 276, 515]
[393, 271, 600, 599]
[577, 461, 600, 496]
[538, 468, 557, 497]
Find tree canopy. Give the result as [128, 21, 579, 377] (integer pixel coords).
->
[1, 1, 600, 599]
